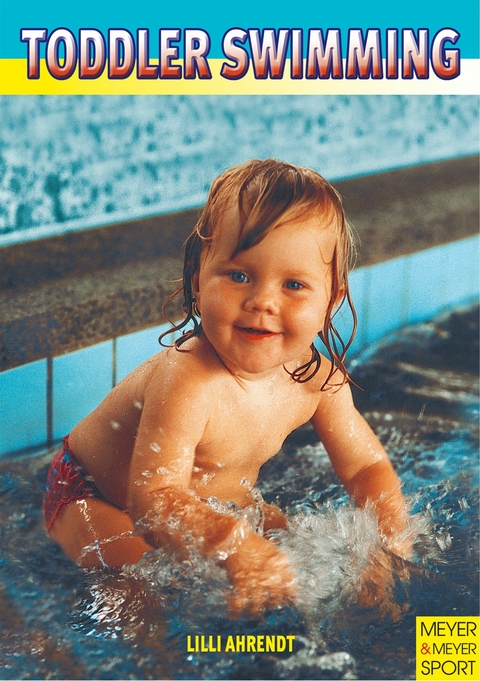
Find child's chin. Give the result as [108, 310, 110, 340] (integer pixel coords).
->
[213, 342, 287, 376]
[234, 357, 284, 376]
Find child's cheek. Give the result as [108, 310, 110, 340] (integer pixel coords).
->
[291, 301, 326, 338]
[202, 279, 235, 315]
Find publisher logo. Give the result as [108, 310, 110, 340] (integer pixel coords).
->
[416, 617, 479, 680]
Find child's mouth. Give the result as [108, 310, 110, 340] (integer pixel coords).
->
[236, 326, 277, 340]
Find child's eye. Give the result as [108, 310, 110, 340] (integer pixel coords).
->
[285, 280, 304, 290]
[229, 271, 249, 283]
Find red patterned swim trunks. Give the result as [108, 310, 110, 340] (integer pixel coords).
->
[43, 436, 104, 531]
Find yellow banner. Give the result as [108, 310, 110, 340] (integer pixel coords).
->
[416, 617, 479, 680]
[1, 59, 479, 95]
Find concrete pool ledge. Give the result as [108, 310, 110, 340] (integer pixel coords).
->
[0, 155, 478, 455]
[0, 208, 199, 372]
[1, 155, 478, 374]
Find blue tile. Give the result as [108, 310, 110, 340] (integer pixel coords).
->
[443, 236, 480, 308]
[364, 256, 408, 344]
[0, 360, 47, 455]
[53, 341, 113, 439]
[116, 322, 177, 383]
[405, 246, 449, 325]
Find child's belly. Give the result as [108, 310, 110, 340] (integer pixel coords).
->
[188, 458, 267, 507]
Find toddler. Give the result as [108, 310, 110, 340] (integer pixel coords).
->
[44, 159, 409, 614]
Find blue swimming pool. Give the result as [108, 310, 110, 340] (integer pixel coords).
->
[0, 303, 477, 680]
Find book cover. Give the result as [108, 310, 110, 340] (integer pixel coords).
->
[0, 2, 478, 680]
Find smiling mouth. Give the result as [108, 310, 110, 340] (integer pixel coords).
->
[235, 326, 278, 340]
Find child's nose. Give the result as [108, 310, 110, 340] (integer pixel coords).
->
[243, 284, 279, 314]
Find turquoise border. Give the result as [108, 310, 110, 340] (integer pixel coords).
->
[1, 0, 478, 59]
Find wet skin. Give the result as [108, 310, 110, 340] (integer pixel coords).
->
[51, 209, 409, 613]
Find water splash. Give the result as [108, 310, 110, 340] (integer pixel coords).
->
[88, 477, 440, 634]
[281, 502, 439, 624]
[205, 489, 265, 535]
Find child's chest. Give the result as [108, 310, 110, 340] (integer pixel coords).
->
[197, 378, 319, 470]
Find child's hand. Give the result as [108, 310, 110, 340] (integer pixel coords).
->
[223, 531, 296, 615]
[384, 533, 413, 564]
[262, 502, 288, 532]
[360, 522, 413, 621]
[359, 547, 411, 621]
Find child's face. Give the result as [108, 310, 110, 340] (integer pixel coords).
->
[193, 206, 339, 380]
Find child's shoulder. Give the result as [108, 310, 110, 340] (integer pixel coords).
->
[304, 352, 354, 401]
[140, 336, 223, 396]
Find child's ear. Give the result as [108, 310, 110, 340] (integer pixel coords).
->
[192, 272, 200, 300]
[334, 285, 346, 309]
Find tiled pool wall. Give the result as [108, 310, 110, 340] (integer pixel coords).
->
[0, 95, 479, 457]
[1, 233, 478, 457]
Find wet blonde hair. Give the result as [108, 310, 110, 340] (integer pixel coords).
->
[160, 159, 357, 387]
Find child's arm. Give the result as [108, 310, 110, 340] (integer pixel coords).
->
[127, 360, 295, 612]
[311, 377, 410, 558]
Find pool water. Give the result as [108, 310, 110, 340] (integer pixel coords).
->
[0, 305, 478, 680]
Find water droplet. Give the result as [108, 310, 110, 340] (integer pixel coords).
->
[150, 442, 161, 453]
[435, 529, 452, 551]
[110, 420, 121, 430]
[200, 472, 215, 485]
[133, 400, 143, 410]
[142, 470, 153, 478]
